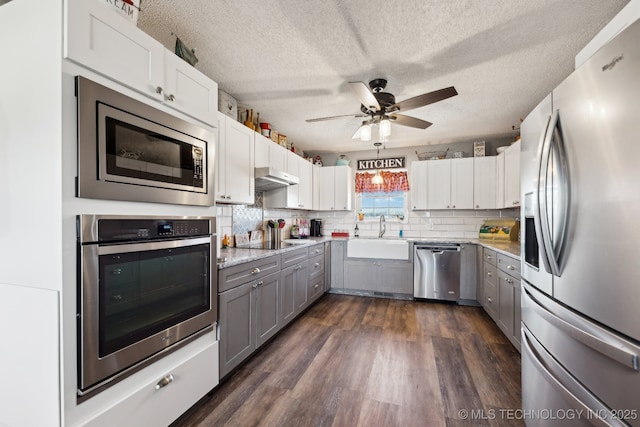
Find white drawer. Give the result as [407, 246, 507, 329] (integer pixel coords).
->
[85, 340, 219, 427]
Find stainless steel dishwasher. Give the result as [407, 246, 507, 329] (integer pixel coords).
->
[413, 244, 461, 301]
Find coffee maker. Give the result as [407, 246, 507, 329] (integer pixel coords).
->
[310, 219, 323, 237]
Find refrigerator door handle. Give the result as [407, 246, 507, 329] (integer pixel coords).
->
[537, 109, 570, 277]
[524, 284, 639, 371]
[522, 327, 627, 427]
[534, 112, 554, 275]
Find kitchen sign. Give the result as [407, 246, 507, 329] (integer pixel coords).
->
[357, 156, 406, 171]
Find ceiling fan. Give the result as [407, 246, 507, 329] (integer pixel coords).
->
[305, 78, 458, 141]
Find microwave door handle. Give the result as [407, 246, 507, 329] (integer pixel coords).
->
[535, 111, 555, 275]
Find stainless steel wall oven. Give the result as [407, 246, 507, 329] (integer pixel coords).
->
[76, 76, 215, 206]
[77, 215, 217, 399]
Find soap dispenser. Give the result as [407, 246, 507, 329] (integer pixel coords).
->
[354, 224, 359, 238]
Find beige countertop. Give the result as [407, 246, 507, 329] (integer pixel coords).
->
[218, 236, 520, 269]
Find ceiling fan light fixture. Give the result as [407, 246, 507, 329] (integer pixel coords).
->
[379, 118, 391, 138]
[360, 124, 371, 141]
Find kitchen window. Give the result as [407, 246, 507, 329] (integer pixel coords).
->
[355, 170, 409, 220]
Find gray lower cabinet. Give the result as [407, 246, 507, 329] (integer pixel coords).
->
[324, 241, 331, 290]
[219, 270, 281, 378]
[481, 246, 521, 352]
[459, 244, 478, 302]
[219, 243, 328, 378]
[343, 259, 412, 294]
[330, 240, 345, 289]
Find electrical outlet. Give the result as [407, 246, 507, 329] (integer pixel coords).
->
[427, 222, 434, 230]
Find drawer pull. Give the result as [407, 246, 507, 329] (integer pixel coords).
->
[315, 249, 320, 254]
[487, 272, 492, 277]
[487, 297, 493, 303]
[251, 267, 261, 275]
[507, 265, 515, 270]
[314, 284, 320, 289]
[314, 262, 320, 268]
[155, 374, 174, 390]
[486, 255, 492, 260]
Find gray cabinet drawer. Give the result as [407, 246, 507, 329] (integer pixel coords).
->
[308, 243, 325, 258]
[484, 262, 497, 287]
[483, 248, 497, 266]
[497, 253, 521, 280]
[281, 247, 309, 269]
[484, 280, 498, 320]
[308, 254, 324, 281]
[218, 255, 281, 292]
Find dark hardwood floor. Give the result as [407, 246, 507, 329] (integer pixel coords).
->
[176, 294, 524, 427]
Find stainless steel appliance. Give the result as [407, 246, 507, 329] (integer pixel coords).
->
[310, 219, 323, 237]
[77, 215, 216, 399]
[76, 76, 215, 206]
[254, 166, 299, 191]
[520, 18, 640, 425]
[413, 244, 460, 301]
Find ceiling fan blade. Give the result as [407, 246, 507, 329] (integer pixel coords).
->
[388, 86, 458, 113]
[306, 113, 367, 123]
[348, 81, 381, 111]
[390, 114, 433, 129]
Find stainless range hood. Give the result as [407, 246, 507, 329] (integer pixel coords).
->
[254, 167, 299, 191]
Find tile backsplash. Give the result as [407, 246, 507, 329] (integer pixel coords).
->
[216, 196, 519, 245]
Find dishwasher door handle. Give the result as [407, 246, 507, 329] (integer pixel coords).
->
[431, 250, 444, 255]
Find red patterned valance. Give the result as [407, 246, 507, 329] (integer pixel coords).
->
[355, 171, 410, 193]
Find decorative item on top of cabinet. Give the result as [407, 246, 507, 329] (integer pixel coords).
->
[173, 34, 198, 67]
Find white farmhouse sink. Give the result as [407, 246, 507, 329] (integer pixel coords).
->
[347, 238, 409, 260]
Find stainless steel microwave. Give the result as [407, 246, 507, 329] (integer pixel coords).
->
[76, 76, 215, 206]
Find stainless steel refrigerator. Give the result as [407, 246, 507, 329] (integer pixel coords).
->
[520, 17, 640, 427]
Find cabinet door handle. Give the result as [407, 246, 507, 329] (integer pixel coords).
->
[166, 93, 176, 102]
[294, 265, 301, 270]
[476, 204, 480, 208]
[256, 281, 264, 287]
[252, 283, 259, 289]
[251, 267, 261, 275]
[155, 86, 164, 96]
[452, 205, 456, 209]
[155, 374, 174, 390]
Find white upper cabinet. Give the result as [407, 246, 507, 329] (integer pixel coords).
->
[411, 161, 429, 210]
[269, 143, 288, 171]
[318, 166, 352, 211]
[297, 157, 313, 210]
[263, 152, 313, 210]
[312, 165, 320, 210]
[427, 158, 473, 210]
[473, 156, 497, 209]
[496, 152, 506, 208]
[216, 113, 255, 204]
[162, 51, 218, 125]
[254, 133, 270, 168]
[65, 0, 217, 125]
[504, 140, 521, 207]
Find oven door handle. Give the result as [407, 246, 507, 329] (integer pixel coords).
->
[97, 237, 211, 255]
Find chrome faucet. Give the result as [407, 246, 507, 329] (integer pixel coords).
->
[379, 215, 386, 238]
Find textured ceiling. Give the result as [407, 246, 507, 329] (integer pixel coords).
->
[137, 0, 628, 154]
